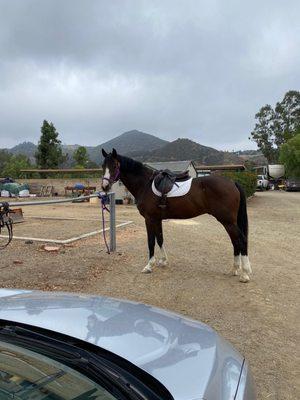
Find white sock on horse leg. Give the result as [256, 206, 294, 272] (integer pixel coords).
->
[231, 255, 241, 275]
[239, 255, 252, 282]
[157, 245, 168, 267]
[142, 256, 156, 273]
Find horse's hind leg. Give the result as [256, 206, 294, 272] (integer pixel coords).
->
[142, 219, 156, 273]
[224, 223, 251, 283]
[155, 220, 168, 268]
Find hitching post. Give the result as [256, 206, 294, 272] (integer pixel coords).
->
[109, 192, 116, 252]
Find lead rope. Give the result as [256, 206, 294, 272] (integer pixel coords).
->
[98, 193, 110, 254]
[0, 202, 13, 250]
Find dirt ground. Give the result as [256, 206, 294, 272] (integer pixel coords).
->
[0, 191, 299, 399]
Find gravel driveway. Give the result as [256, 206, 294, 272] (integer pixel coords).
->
[0, 190, 299, 399]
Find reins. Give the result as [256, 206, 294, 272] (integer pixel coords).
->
[98, 193, 111, 254]
[99, 166, 121, 253]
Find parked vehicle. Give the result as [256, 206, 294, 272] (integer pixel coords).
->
[0, 289, 256, 399]
[257, 175, 269, 190]
[268, 164, 285, 180]
[285, 177, 300, 191]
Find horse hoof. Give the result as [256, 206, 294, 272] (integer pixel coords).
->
[157, 259, 168, 268]
[142, 266, 152, 273]
[239, 274, 250, 283]
[229, 268, 239, 276]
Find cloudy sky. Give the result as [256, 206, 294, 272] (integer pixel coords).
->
[0, 0, 299, 150]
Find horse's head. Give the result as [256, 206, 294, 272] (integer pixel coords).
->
[101, 148, 120, 192]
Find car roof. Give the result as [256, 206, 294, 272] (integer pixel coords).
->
[0, 289, 243, 400]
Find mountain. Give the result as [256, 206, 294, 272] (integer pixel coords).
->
[3, 132, 246, 166]
[88, 130, 169, 163]
[234, 150, 267, 165]
[127, 138, 243, 165]
[9, 141, 37, 161]
[3, 130, 169, 165]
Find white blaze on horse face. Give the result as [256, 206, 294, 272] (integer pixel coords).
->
[102, 168, 110, 189]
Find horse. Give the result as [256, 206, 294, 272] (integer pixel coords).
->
[101, 148, 252, 283]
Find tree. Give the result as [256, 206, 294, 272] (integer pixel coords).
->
[279, 134, 300, 177]
[35, 120, 63, 170]
[250, 91, 300, 163]
[0, 150, 12, 174]
[2, 154, 32, 178]
[250, 105, 278, 163]
[274, 91, 300, 144]
[73, 146, 89, 167]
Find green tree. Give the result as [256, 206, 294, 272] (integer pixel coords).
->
[35, 120, 63, 170]
[0, 150, 12, 174]
[250, 91, 300, 163]
[279, 134, 300, 177]
[73, 146, 89, 167]
[2, 154, 32, 178]
[274, 91, 300, 143]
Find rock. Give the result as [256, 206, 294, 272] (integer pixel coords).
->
[25, 240, 34, 244]
[43, 245, 60, 252]
[13, 260, 23, 265]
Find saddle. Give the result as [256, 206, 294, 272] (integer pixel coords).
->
[153, 169, 190, 208]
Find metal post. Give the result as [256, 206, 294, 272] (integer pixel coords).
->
[109, 192, 116, 252]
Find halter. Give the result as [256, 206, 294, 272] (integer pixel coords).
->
[102, 166, 120, 185]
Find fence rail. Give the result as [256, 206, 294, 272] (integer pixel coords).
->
[0, 192, 117, 252]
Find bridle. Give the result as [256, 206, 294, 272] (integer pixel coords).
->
[102, 166, 120, 185]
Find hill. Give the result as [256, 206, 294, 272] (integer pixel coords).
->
[88, 130, 169, 163]
[8, 141, 37, 161]
[128, 138, 243, 165]
[235, 150, 267, 166]
[3, 132, 246, 166]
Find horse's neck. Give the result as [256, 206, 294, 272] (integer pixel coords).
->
[120, 167, 152, 199]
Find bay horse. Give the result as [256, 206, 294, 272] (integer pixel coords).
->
[101, 148, 252, 282]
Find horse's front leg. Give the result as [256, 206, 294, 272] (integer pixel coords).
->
[142, 219, 156, 273]
[155, 220, 168, 268]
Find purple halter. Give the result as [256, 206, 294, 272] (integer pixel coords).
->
[102, 166, 120, 185]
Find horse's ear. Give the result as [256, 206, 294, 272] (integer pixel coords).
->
[102, 149, 108, 158]
[112, 148, 118, 158]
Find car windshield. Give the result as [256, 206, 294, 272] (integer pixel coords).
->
[0, 340, 117, 400]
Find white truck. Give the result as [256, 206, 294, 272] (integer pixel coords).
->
[256, 164, 285, 190]
[257, 174, 269, 190]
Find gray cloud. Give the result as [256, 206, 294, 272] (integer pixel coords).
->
[0, 0, 299, 149]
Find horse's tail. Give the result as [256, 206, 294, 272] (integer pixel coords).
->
[235, 182, 248, 241]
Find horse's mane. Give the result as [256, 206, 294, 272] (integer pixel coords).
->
[117, 155, 147, 174]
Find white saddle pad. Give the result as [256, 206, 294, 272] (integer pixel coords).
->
[152, 178, 193, 197]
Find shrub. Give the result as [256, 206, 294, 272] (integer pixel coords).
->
[221, 171, 257, 198]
